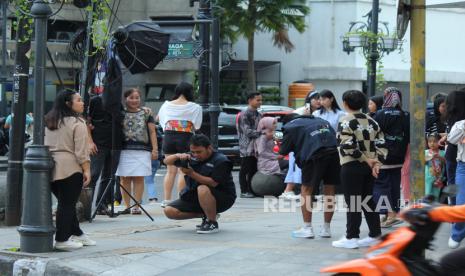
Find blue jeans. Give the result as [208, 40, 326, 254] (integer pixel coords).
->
[144, 159, 160, 200]
[451, 162, 465, 242]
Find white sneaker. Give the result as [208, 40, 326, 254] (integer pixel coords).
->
[332, 236, 359, 249]
[292, 226, 314, 238]
[318, 225, 331, 238]
[70, 234, 96, 246]
[55, 240, 83, 251]
[449, 237, 460, 249]
[357, 236, 379, 247]
[279, 191, 295, 200]
[161, 200, 171, 208]
[288, 193, 301, 200]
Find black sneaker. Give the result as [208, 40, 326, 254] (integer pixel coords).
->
[196, 214, 221, 230]
[196, 217, 207, 230]
[197, 220, 219, 234]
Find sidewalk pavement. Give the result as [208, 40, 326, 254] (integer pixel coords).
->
[0, 169, 457, 275]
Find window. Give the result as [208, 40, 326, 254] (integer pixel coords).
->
[145, 84, 176, 102]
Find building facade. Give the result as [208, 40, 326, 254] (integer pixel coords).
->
[231, 0, 465, 108]
[1, 0, 198, 114]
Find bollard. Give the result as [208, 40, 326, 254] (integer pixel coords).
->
[17, 145, 55, 253]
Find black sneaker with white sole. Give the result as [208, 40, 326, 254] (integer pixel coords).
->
[197, 220, 219, 234]
[196, 217, 207, 230]
[196, 214, 221, 230]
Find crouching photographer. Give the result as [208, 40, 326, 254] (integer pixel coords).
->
[163, 134, 236, 234]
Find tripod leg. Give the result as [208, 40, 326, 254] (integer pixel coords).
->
[119, 184, 154, 221]
[91, 176, 118, 220]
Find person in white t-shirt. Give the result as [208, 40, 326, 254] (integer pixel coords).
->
[158, 82, 202, 207]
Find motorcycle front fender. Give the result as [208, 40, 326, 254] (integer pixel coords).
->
[320, 258, 383, 276]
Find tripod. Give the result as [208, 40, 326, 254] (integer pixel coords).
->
[90, 115, 154, 222]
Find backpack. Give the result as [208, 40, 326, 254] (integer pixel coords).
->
[383, 111, 409, 165]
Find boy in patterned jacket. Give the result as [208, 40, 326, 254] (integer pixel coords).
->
[332, 90, 388, 249]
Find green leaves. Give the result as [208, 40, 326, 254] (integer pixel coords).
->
[215, 0, 310, 47]
[12, 0, 33, 43]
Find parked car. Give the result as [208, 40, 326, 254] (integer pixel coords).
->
[218, 105, 294, 164]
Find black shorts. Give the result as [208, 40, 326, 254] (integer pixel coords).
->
[167, 187, 236, 214]
[301, 151, 341, 187]
[162, 131, 193, 154]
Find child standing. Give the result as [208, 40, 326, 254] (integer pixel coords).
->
[425, 133, 446, 199]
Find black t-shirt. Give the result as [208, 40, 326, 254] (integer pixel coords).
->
[176, 152, 237, 198]
[89, 95, 113, 148]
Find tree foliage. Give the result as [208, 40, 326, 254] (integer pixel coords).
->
[214, 0, 309, 91]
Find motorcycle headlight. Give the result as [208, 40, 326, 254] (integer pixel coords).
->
[366, 244, 393, 259]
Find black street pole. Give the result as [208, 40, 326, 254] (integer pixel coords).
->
[198, 0, 210, 109]
[18, 0, 55, 253]
[367, 0, 379, 98]
[209, 17, 220, 149]
[0, 0, 8, 116]
[5, 1, 32, 226]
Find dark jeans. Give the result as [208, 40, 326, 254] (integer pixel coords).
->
[441, 247, 465, 275]
[342, 161, 381, 239]
[373, 168, 401, 214]
[90, 146, 112, 208]
[239, 156, 257, 194]
[446, 159, 457, 205]
[51, 173, 84, 242]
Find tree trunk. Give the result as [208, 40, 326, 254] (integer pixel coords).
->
[247, 33, 256, 92]
[246, 0, 257, 93]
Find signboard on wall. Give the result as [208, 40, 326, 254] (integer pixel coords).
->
[166, 40, 203, 60]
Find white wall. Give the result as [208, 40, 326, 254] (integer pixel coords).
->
[231, 0, 465, 106]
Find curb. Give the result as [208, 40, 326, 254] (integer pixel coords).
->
[0, 251, 93, 276]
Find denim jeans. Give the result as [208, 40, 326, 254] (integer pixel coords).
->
[451, 162, 465, 242]
[144, 159, 160, 200]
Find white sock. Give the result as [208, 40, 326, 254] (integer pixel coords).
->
[324, 223, 331, 229]
[304, 222, 312, 228]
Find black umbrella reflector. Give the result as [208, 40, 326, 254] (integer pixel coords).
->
[114, 22, 170, 74]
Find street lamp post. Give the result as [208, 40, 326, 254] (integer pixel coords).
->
[209, 17, 220, 149]
[198, 0, 211, 108]
[17, 0, 55, 253]
[341, 5, 401, 98]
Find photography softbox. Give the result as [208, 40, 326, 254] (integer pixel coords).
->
[113, 21, 170, 74]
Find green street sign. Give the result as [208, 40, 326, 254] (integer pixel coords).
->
[167, 42, 194, 59]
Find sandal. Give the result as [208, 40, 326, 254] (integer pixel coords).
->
[131, 208, 142, 215]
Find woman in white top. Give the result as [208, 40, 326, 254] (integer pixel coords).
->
[158, 82, 202, 207]
[312, 89, 346, 131]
